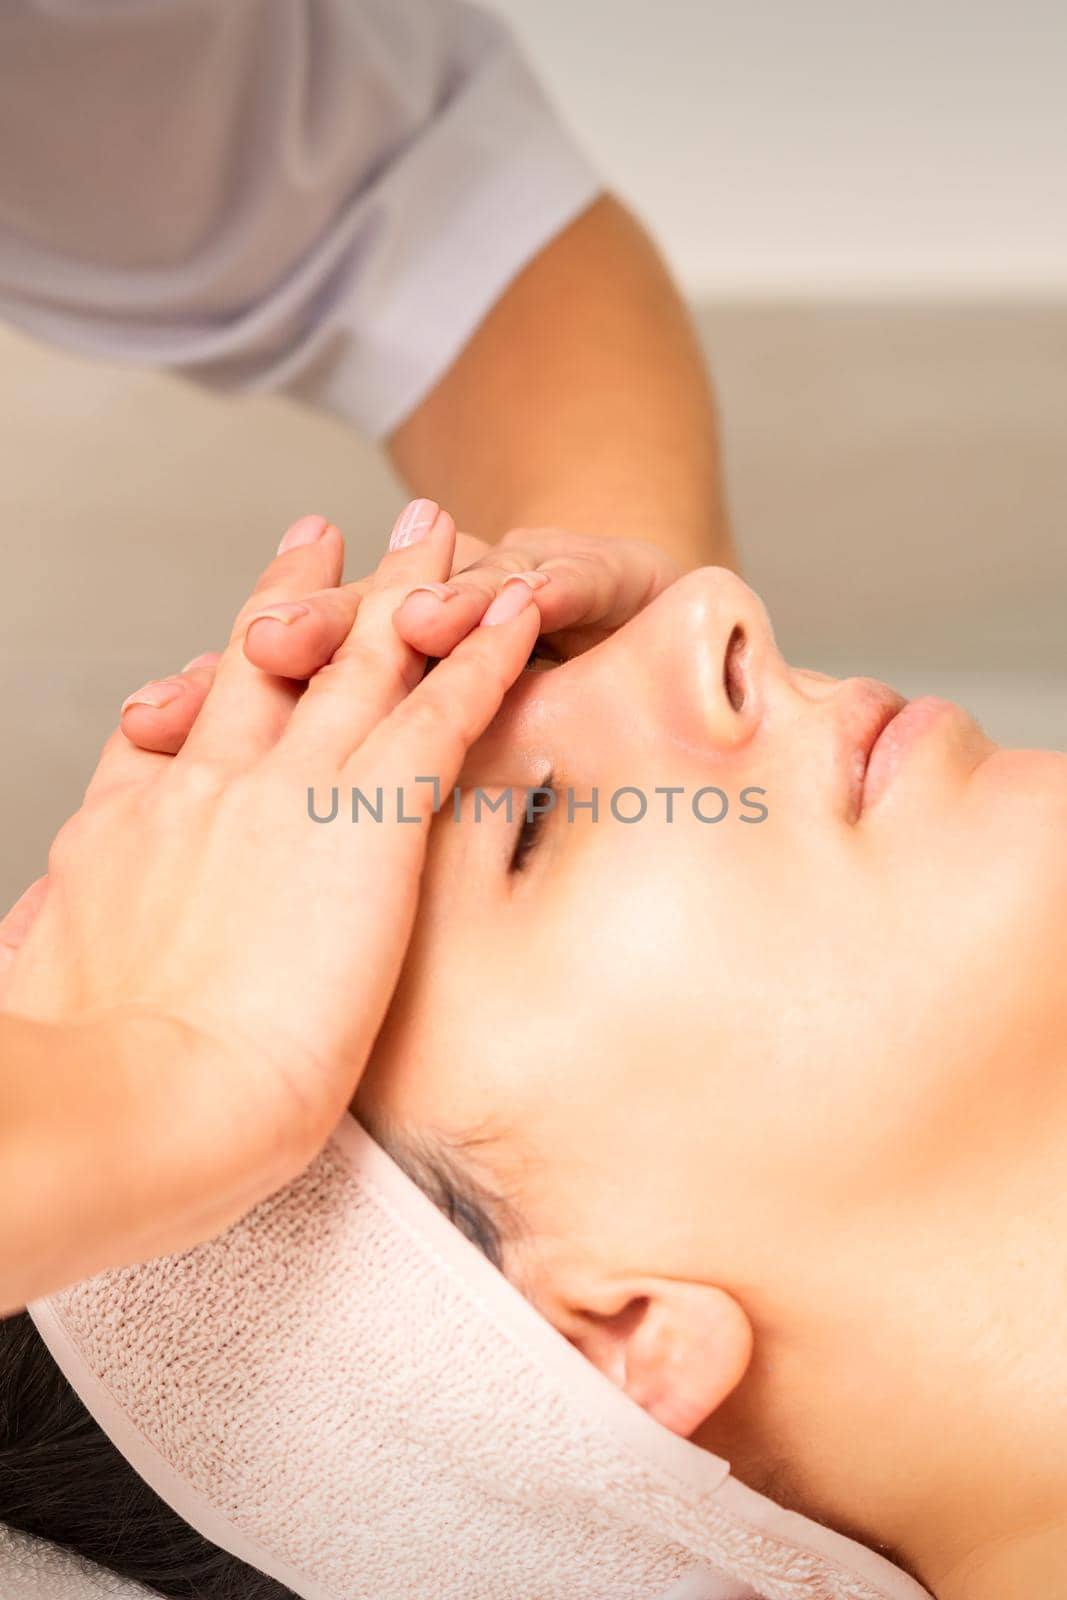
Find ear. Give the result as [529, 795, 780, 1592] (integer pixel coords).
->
[562, 1278, 753, 1438]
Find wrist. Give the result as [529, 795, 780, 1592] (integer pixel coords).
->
[0, 1010, 280, 1311]
[494, 493, 735, 574]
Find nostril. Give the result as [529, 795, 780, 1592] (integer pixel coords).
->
[724, 625, 747, 712]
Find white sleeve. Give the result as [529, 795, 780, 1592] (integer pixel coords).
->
[0, 0, 602, 438]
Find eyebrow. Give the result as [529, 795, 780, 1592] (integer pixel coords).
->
[509, 772, 557, 873]
[357, 1113, 519, 1273]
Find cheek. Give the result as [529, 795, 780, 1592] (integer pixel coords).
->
[535, 816, 816, 1084]
[484, 846, 748, 1198]
[512, 829, 891, 1208]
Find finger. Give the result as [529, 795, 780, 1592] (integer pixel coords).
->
[392, 547, 537, 657]
[80, 725, 175, 804]
[392, 535, 674, 659]
[177, 514, 344, 771]
[0, 875, 49, 996]
[118, 653, 220, 755]
[489, 535, 676, 639]
[348, 583, 541, 798]
[242, 522, 490, 681]
[243, 589, 361, 680]
[281, 500, 456, 766]
[451, 532, 492, 570]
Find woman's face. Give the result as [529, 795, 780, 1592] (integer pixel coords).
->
[355, 567, 1067, 1339]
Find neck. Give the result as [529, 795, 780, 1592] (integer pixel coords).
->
[893, 1067, 1067, 1597]
[720, 1084, 1067, 1600]
[934, 1516, 1067, 1600]
[856, 1135, 1067, 1597]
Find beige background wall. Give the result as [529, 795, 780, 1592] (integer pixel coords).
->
[489, 0, 1067, 298]
[2, 0, 1065, 906]
[2, 301, 1064, 907]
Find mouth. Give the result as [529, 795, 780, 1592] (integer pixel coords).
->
[842, 682, 909, 821]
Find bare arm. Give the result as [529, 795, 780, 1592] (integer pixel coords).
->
[389, 196, 737, 574]
[0, 1013, 202, 1315]
[0, 513, 542, 1312]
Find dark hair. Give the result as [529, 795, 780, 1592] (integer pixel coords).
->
[0, 1308, 297, 1600]
[0, 1130, 511, 1598]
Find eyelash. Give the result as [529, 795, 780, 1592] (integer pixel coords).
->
[417, 635, 562, 867]
[524, 638, 562, 670]
[507, 639, 564, 871]
[422, 634, 561, 682]
[509, 771, 555, 873]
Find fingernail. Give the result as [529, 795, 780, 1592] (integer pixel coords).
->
[121, 679, 182, 713]
[181, 652, 220, 672]
[481, 585, 537, 626]
[277, 514, 329, 555]
[401, 581, 458, 604]
[502, 570, 550, 592]
[245, 602, 310, 629]
[389, 498, 439, 551]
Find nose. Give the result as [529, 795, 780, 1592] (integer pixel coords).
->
[577, 565, 783, 755]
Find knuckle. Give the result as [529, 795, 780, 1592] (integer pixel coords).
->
[302, 643, 414, 722]
[451, 532, 491, 570]
[166, 757, 226, 808]
[401, 693, 451, 738]
[398, 695, 467, 763]
[46, 812, 86, 875]
[453, 549, 527, 585]
[358, 553, 431, 604]
[489, 551, 532, 579]
[335, 638, 410, 699]
[543, 550, 600, 582]
[97, 728, 130, 764]
[333, 634, 379, 674]
[46, 798, 116, 874]
[447, 576, 496, 606]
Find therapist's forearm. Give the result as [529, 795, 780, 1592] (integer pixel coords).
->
[0, 1014, 164, 1313]
[388, 194, 736, 574]
[0, 1012, 254, 1314]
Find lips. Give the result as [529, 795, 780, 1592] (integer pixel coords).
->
[841, 682, 908, 821]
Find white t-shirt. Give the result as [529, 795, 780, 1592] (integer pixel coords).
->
[0, 0, 601, 437]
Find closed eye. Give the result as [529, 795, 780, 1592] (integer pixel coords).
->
[423, 635, 562, 681]
[509, 770, 556, 873]
[524, 637, 564, 671]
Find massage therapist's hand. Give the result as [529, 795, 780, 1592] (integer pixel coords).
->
[0, 506, 542, 1313]
[117, 525, 682, 756]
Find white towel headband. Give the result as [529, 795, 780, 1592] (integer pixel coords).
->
[2, 1116, 931, 1600]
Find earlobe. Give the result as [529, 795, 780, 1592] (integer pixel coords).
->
[565, 1279, 753, 1439]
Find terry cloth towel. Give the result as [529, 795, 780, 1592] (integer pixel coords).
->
[4, 1116, 931, 1600]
